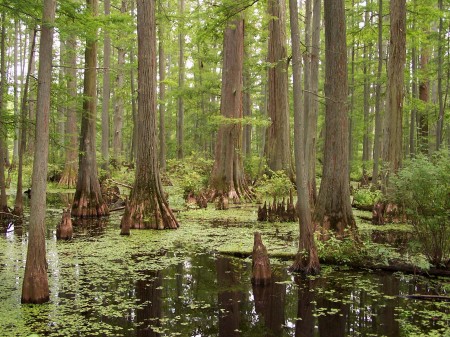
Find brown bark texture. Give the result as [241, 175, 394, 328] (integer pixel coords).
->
[289, 0, 320, 274]
[0, 15, 8, 212]
[265, 0, 291, 175]
[56, 208, 73, 240]
[14, 29, 36, 216]
[101, 0, 111, 170]
[418, 48, 429, 155]
[120, 0, 178, 234]
[21, 0, 56, 304]
[251, 232, 272, 285]
[382, 0, 406, 179]
[314, 0, 356, 238]
[59, 34, 78, 188]
[72, 0, 109, 218]
[209, 18, 251, 206]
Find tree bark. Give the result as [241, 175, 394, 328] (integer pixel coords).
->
[289, 0, 320, 274]
[112, 0, 127, 164]
[382, 0, 406, 189]
[0, 14, 8, 212]
[72, 0, 109, 218]
[410, 44, 417, 157]
[101, 0, 111, 171]
[372, 0, 383, 187]
[14, 29, 37, 216]
[58, 34, 78, 188]
[120, 0, 178, 234]
[21, 0, 56, 303]
[436, 0, 445, 150]
[158, 0, 166, 171]
[208, 17, 251, 207]
[314, 0, 356, 238]
[12, 20, 19, 165]
[418, 47, 429, 155]
[177, 0, 185, 159]
[266, 0, 291, 175]
[307, 0, 321, 204]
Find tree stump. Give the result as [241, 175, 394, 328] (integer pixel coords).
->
[215, 194, 229, 210]
[56, 208, 73, 240]
[251, 232, 272, 285]
[257, 201, 268, 221]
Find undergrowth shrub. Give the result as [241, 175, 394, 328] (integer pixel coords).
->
[255, 170, 294, 201]
[167, 155, 214, 198]
[353, 188, 382, 207]
[390, 151, 450, 266]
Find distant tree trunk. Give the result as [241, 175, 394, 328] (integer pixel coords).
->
[289, 0, 320, 274]
[266, 0, 291, 175]
[71, 0, 109, 218]
[303, 0, 312, 154]
[382, 0, 406, 188]
[314, 0, 356, 238]
[418, 47, 429, 155]
[112, 0, 127, 164]
[120, 0, 178, 234]
[208, 17, 251, 207]
[243, 45, 252, 158]
[0, 14, 8, 212]
[158, 1, 166, 171]
[362, 10, 371, 174]
[14, 29, 37, 216]
[101, 0, 111, 171]
[307, 0, 321, 204]
[27, 28, 37, 156]
[57, 37, 65, 158]
[129, 0, 137, 163]
[372, 0, 383, 187]
[58, 34, 78, 188]
[21, 0, 56, 304]
[12, 20, 19, 165]
[436, 0, 445, 150]
[410, 45, 417, 157]
[177, 0, 185, 159]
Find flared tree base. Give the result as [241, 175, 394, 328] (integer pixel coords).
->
[71, 193, 109, 218]
[289, 252, 321, 275]
[120, 195, 178, 234]
[21, 267, 49, 304]
[59, 166, 77, 189]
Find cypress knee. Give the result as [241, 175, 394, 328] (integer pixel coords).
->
[56, 208, 73, 240]
[251, 232, 272, 285]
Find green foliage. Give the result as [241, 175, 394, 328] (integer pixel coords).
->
[353, 188, 382, 207]
[254, 170, 293, 201]
[167, 155, 214, 198]
[243, 155, 265, 183]
[390, 151, 450, 266]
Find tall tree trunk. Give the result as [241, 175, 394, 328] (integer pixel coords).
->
[418, 47, 429, 155]
[209, 17, 251, 206]
[130, 0, 137, 163]
[21, 0, 56, 304]
[289, 0, 320, 274]
[266, 0, 291, 175]
[12, 20, 19, 165]
[307, 0, 321, 204]
[436, 0, 445, 150]
[101, 0, 111, 171]
[14, 29, 37, 215]
[382, 0, 406, 189]
[120, 0, 178, 234]
[243, 45, 252, 158]
[158, 1, 166, 171]
[372, 0, 383, 187]
[314, 0, 356, 238]
[112, 0, 127, 164]
[57, 37, 65, 159]
[177, 0, 185, 159]
[362, 10, 371, 174]
[58, 34, 78, 188]
[303, 0, 311, 155]
[72, 0, 109, 217]
[26, 28, 37, 156]
[0, 13, 8, 212]
[410, 45, 417, 157]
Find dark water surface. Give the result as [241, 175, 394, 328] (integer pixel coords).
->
[0, 194, 448, 337]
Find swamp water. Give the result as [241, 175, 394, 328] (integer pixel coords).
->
[0, 194, 449, 337]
